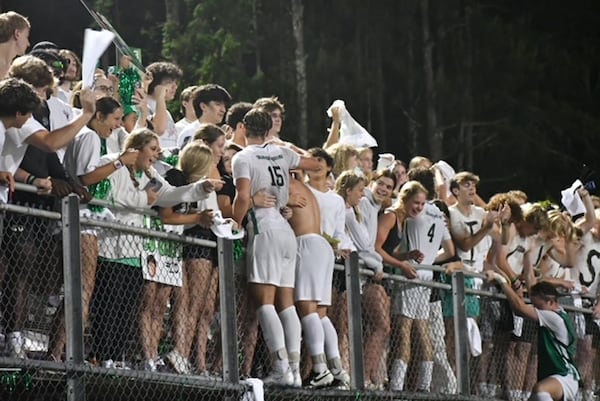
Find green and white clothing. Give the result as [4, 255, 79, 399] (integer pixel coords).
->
[536, 308, 580, 401]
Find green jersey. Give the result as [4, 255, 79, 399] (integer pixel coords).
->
[536, 308, 580, 382]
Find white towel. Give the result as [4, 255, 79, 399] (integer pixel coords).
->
[241, 378, 264, 401]
[467, 318, 482, 357]
[327, 100, 378, 148]
[560, 179, 585, 216]
[376, 153, 395, 171]
[434, 160, 456, 187]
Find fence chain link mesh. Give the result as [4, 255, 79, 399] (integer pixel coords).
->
[0, 198, 598, 401]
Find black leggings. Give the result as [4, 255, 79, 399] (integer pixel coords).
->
[90, 259, 143, 361]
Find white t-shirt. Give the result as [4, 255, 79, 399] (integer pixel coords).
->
[175, 118, 193, 135]
[177, 119, 201, 149]
[449, 205, 491, 272]
[309, 185, 353, 251]
[47, 95, 75, 162]
[0, 117, 45, 174]
[106, 127, 129, 154]
[505, 228, 531, 275]
[573, 231, 600, 295]
[147, 98, 178, 149]
[63, 126, 106, 187]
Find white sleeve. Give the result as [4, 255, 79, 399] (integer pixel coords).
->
[536, 309, 569, 344]
[344, 208, 371, 252]
[154, 173, 210, 207]
[9, 117, 45, 147]
[75, 132, 101, 176]
[108, 167, 149, 208]
[232, 152, 250, 182]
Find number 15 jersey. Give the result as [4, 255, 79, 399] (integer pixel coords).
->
[232, 143, 300, 234]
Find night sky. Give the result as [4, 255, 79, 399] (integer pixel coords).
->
[1, 0, 93, 55]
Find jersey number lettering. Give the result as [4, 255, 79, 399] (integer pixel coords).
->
[583, 249, 599, 287]
[268, 166, 284, 187]
[427, 224, 436, 243]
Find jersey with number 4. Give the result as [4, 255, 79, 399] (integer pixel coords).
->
[232, 143, 300, 234]
[401, 202, 451, 280]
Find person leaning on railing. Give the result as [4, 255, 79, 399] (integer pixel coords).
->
[90, 128, 217, 369]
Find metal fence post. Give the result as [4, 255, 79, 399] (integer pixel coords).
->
[345, 252, 365, 389]
[451, 271, 470, 395]
[62, 194, 85, 401]
[217, 237, 239, 384]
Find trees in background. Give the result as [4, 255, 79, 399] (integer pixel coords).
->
[89, 0, 600, 201]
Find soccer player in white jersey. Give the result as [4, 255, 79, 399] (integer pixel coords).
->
[388, 180, 454, 393]
[486, 274, 581, 401]
[232, 108, 320, 386]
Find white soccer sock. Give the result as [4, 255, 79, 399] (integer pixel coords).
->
[321, 316, 341, 359]
[301, 313, 325, 356]
[529, 392, 553, 401]
[417, 360, 434, 391]
[279, 306, 301, 369]
[389, 359, 408, 391]
[256, 305, 286, 353]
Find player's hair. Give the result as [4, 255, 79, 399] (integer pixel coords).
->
[242, 108, 272, 138]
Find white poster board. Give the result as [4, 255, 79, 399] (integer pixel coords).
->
[141, 217, 183, 286]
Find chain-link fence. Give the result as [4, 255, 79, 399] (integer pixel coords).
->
[0, 188, 598, 401]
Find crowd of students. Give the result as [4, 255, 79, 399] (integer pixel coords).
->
[0, 10, 599, 401]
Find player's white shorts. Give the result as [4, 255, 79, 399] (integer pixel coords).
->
[549, 374, 579, 401]
[294, 233, 334, 305]
[246, 227, 297, 287]
[391, 282, 431, 319]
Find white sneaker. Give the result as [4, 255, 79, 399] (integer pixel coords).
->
[165, 350, 191, 375]
[263, 368, 294, 387]
[308, 369, 334, 388]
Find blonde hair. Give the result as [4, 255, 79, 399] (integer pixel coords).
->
[396, 180, 428, 211]
[408, 155, 432, 170]
[328, 143, 359, 177]
[123, 128, 160, 187]
[547, 210, 577, 242]
[178, 142, 213, 183]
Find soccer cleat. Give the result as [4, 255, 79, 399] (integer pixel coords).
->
[330, 368, 350, 388]
[263, 368, 294, 387]
[307, 369, 334, 388]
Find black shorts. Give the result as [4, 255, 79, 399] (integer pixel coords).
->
[182, 225, 218, 264]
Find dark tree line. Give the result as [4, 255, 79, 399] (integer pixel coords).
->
[3, 0, 600, 201]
